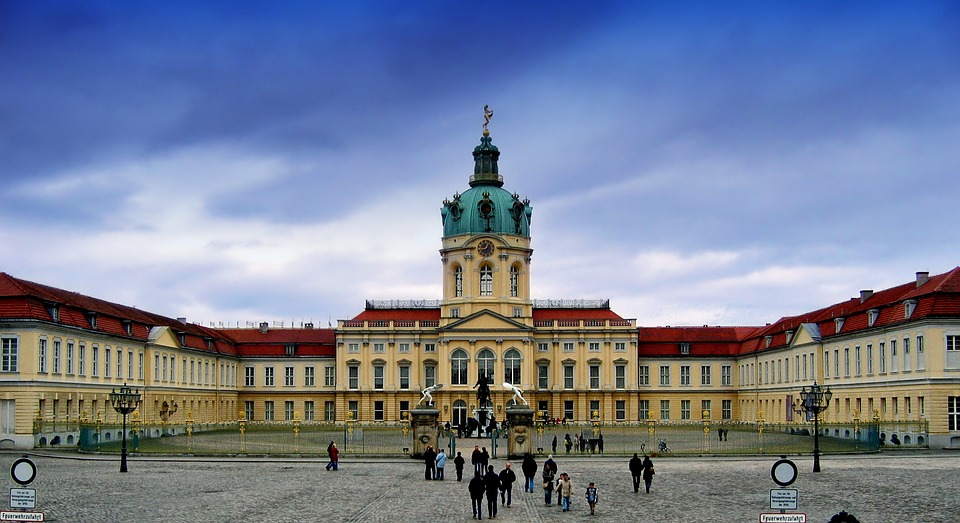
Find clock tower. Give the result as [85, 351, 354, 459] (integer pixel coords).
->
[439, 121, 533, 324]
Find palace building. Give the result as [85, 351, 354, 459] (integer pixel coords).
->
[1, 125, 959, 449]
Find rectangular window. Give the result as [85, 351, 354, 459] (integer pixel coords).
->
[66, 342, 74, 374]
[614, 342, 626, 352]
[424, 343, 437, 353]
[374, 401, 384, 422]
[424, 364, 436, 388]
[264, 401, 274, 421]
[589, 364, 600, 389]
[855, 346, 862, 376]
[1, 337, 18, 372]
[373, 343, 385, 353]
[285, 401, 295, 421]
[325, 401, 335, 422]
[399, 401, 410, 421]
[348, 343, 359, 353]
[53, 340, 61, 374]
[659, 365, 670, 386]
[721, 365, 732, 386]
[639, 365, 650, 386]
[537, 342, 549, 352]
[680, 365, 691, 386]
[680, 400, 691, 419]
[843, 347, 850, 377]
[722, 400, 732, 420]
[563, 342, 574, 352]
[903, 337, 911, 371]
[660, 400, 670, 420]
[304, 401, 315, 421]
[639, 400, 650, 421]
[701, 365, 712, 386]
[880, 341, 887, 373]
[284, 366, 295, 386]
[399, 365, 410, 390]
[824, 352, 829, 379]
[835, 348, 841, 377]
[348, 365, 359, 390]
[245, 401, 255, 421]
[588, 342, 600, 352]
[867, 344, 874, 374]
[92, 346, 99, 377]
[324, 366, 336, 387]
[563, 400, 574, 421]
[399, 343, 410, 353]
[615, 364, 626, 389]
[563, 364, 574, 389]
[795, 355, 800, 380]
[615, 400, 626, 421]
[304, 366, 315, 387]
[891, 339, 899, 372]
[917, 335, 925, 370]
[139, 352, 144, 380]
[947, 335, 960, 351]
[538, 364, 549, 389]
[104, 349, 111, 378]
[245, 367, 255, 387]
[701, 400, 712, 418]
[38, 338, 47, 373]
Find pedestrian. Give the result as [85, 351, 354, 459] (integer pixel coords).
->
[585, 481, 599, 515]
[472, 445, 483, 474]
[558, 472, 573, 511]
[325, 441, 339, 471]
[423, 445, 437, 480]
[521, 453, 537, 493]
[629, 453, 643, 493]
[435, 448, 447, 480]
[469, 471, 486, 519]
[552, 435, 558, 454]
[480, 447, 490, 472]
[484, 465, 501, 519]
[642, 455, 655, 493]
[542, 457, 556, 505]
[454, 451, 466, 481]
[499, 462, 516, 506]
[556, 471, 563, 506]
[564, 433, 573, 454]
[598, 433, 604, 454]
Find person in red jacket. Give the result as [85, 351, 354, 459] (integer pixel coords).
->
[325, 441, 339, 471]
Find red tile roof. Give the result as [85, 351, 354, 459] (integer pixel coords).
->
[532, 308, 625, 320]
[639, 326, 758, 357]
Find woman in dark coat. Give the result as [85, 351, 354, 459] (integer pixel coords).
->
[521, 453, 537, 492]
[641, 455, 655, 493]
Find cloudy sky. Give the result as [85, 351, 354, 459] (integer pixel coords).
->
[2, 1, 959, 328]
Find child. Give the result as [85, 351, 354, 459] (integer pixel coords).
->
[585, 482, 599, 515]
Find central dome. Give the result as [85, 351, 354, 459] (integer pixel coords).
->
[441, 131, 532, 238]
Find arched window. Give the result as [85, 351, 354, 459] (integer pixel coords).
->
[478, 348, 496, 382]
[480, 264, 493, 296]
[504, 348, 522, 384]
[509, 265, 519, 297]
[451, 349, 469, 385]
[453, 400, 468, 428]
[454, 266, 463, 297]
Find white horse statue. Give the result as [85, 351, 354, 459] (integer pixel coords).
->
[502, 382, 528, 406]
[417, 383, 443, 406]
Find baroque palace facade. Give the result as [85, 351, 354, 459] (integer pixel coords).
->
[2, 127, 960, 449]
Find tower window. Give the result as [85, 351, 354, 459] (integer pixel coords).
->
[480, 264, 493, 296]
[454, 266, 463, 297]
[509, 265, 519, 297]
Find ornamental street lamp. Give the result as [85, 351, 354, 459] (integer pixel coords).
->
[799, 382, 833, 472]
[109, 384, 141, 473]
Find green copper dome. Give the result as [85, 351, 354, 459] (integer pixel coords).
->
[441, 131, 532, 238]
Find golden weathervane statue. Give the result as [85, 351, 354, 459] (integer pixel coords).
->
[483, 104, 494, 133]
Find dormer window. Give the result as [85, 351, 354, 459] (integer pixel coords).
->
[764, 336, 773, 348]
[86, 312, 98, 329]
[285, 344, 296, 356]
[176, 332, 186, 346]
[903, 299, 917, 319]
[46, 303, 60, 322]
[785, 331, 794, 344]
[679, 343, 690, 355]
[121, 320, 133, 335]
[835, 318, 845, 333]
[867, 309, 880, 327]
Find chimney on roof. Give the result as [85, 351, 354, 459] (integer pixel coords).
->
[859, 290, 873, 303]
[259, 322, 269, 334]
[177, 317, 186, 323]
[916, 271, 929, 288]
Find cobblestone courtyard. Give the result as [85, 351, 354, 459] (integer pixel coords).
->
[4, 450, 958, 522]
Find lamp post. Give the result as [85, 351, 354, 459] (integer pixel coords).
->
[799, 382, 833, 472]
[109, 384, 141, 473]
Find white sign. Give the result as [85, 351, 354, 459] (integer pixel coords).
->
[759, 514, 806, 523]
[8, 489, 35, 509]
[0, 511, 44, 522]
[770, 488, 799, 510]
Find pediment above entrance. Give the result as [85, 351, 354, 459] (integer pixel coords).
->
[439, 308, 533, 333]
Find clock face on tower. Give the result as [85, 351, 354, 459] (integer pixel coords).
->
[477, 240, 494, 257]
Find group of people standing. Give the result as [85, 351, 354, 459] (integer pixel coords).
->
[629, 453, 655, 493]
[467, 462, 517, 519]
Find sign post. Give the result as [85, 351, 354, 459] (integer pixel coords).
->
[5, 457, 44, 522]
[759, 457, 805, 523]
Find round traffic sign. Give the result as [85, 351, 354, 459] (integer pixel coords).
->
[771, 457, 798, 486]
[11, 457, 37, 485]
